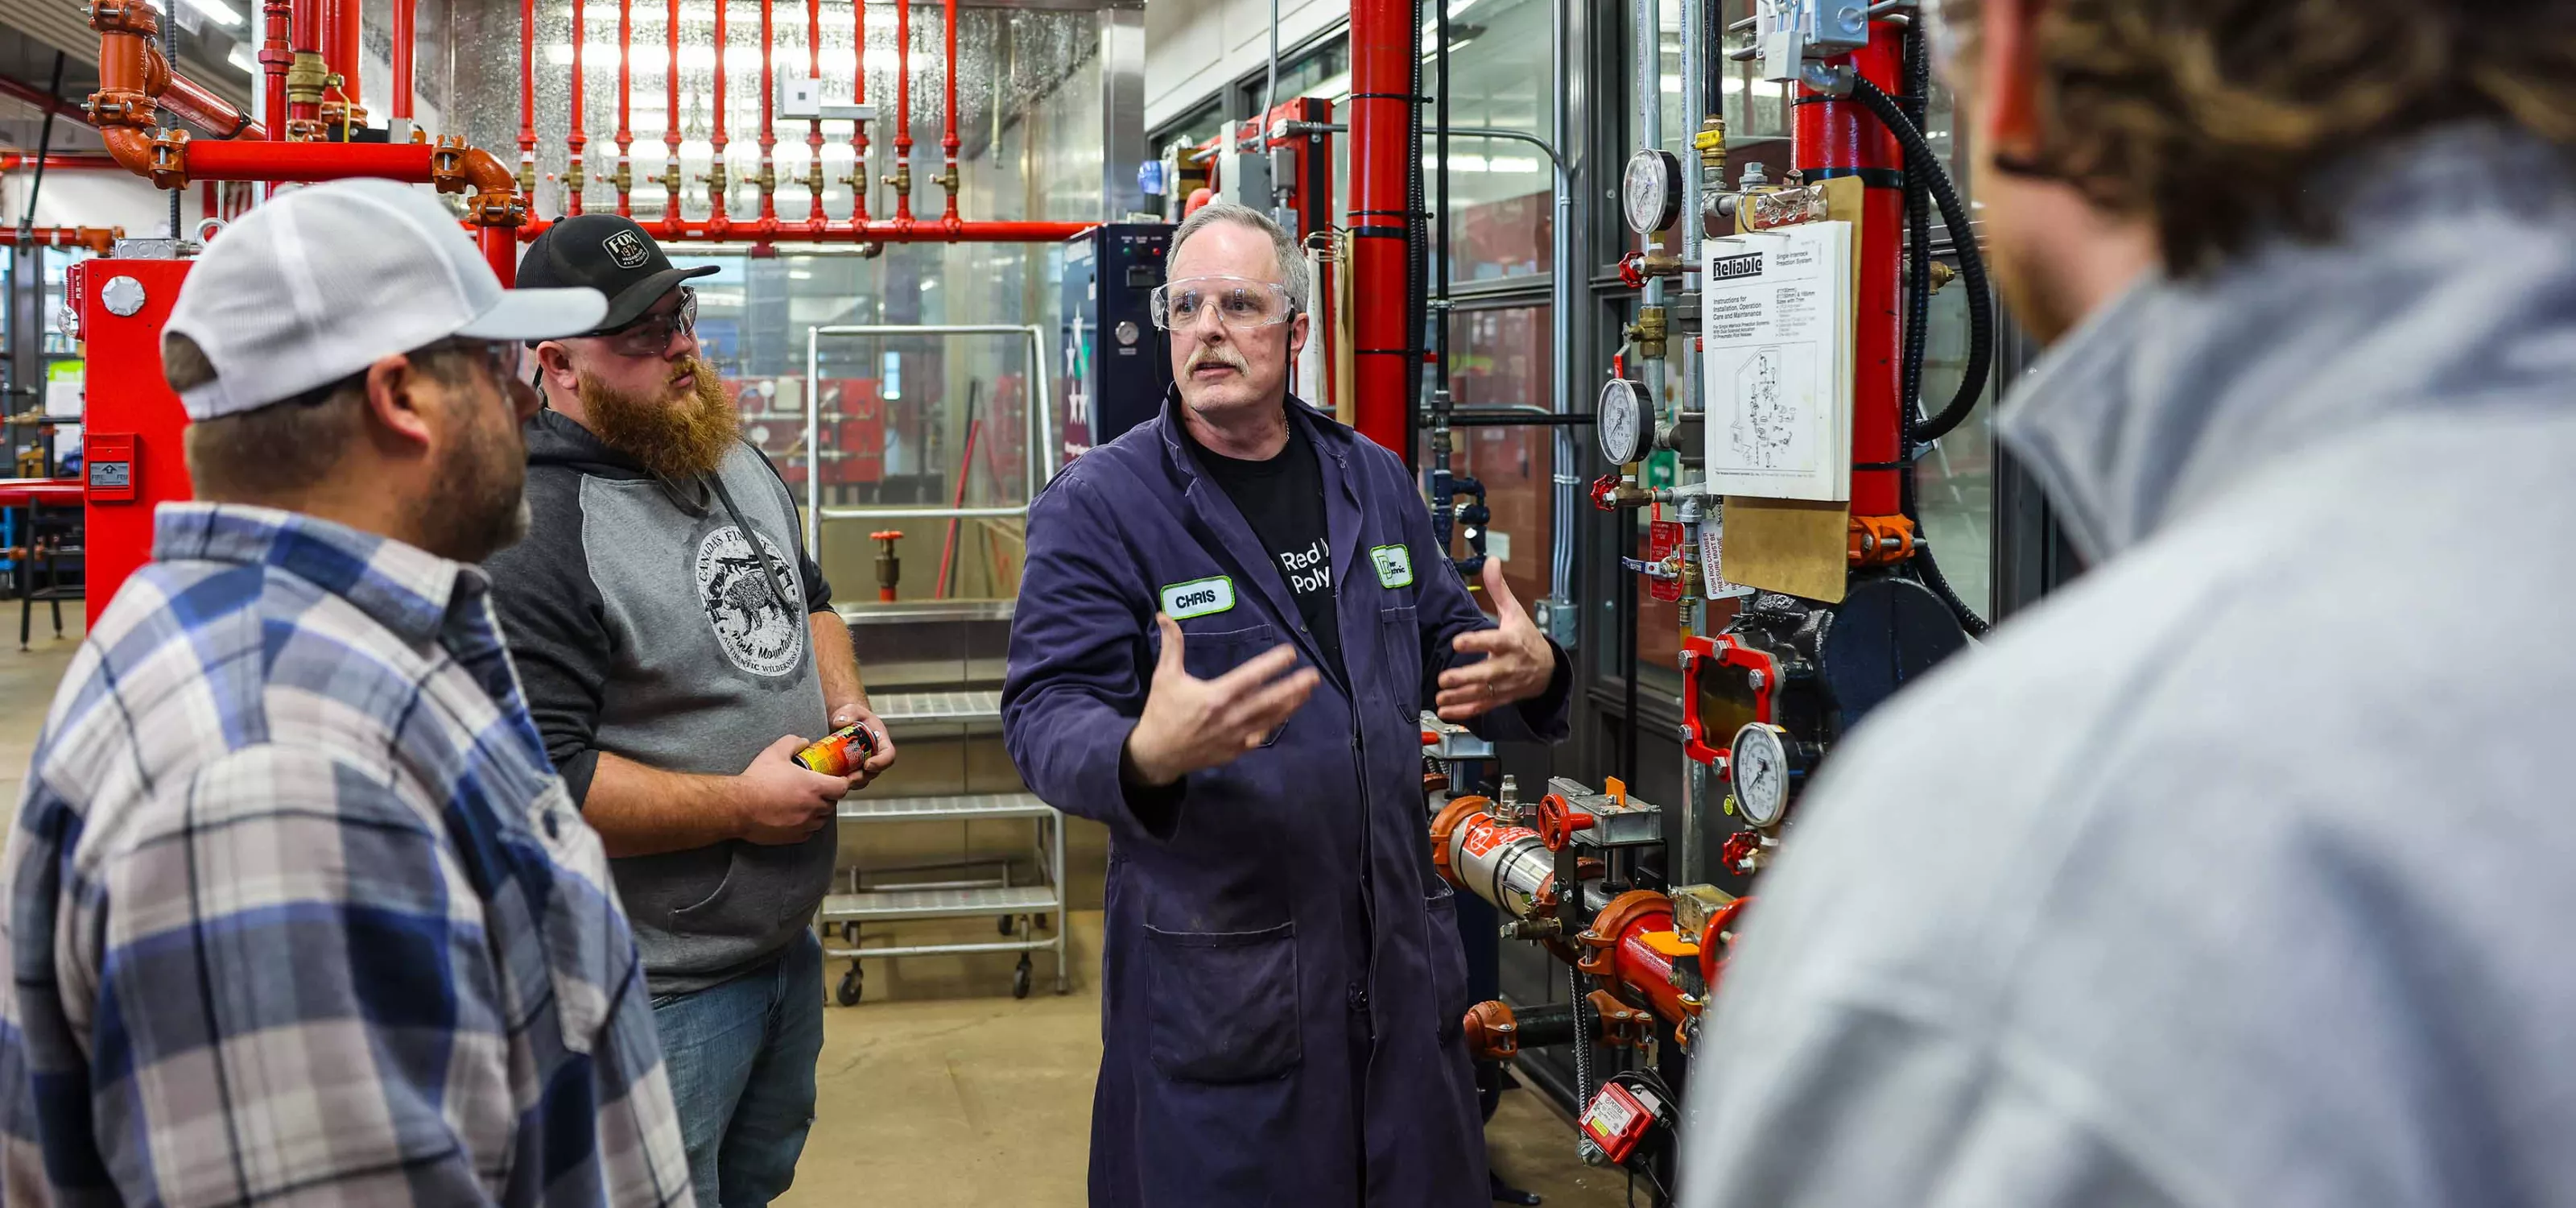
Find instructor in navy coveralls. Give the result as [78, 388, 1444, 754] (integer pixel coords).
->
[1003, 201, 1572, 1206]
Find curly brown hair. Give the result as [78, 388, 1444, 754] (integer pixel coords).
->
[1949, 0, 2576, 273]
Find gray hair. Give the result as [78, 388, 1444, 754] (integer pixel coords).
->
[1169, 201, 1309, 313]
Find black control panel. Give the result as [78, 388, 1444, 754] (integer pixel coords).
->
[1060, 223, 1172, 457]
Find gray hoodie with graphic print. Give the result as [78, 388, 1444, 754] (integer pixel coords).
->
[485, 407, 837, 997]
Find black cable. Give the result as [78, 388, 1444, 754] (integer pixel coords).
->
[1848, 74, 1991, 445]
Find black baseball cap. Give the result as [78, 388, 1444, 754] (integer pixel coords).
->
[516, 214, 718, 336]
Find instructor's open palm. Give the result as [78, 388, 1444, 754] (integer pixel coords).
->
[1123, 613, 1320, 787]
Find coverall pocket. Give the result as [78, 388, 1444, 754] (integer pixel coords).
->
[1377, 603, 1425, 721]
[1162, 623, 1289, 748]
[1143, 920, 1302, 1083]
[1425, 888, 1472, 1043]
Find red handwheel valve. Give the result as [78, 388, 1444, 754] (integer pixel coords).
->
[1537, 793, 1595, 853]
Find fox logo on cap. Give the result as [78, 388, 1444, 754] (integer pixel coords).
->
[604, 230, 650, 270]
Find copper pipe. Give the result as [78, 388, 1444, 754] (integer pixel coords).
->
[755, 0, 774, 221]
[0, 225, 120, 251]
[615, 0, 634, 214]
[939, 0, 956, 221]
[568, 0, 586, 213]
[707, 0, 729, 226]
[663, 0, 680, 221]
[261, 0, 289, 139]
[164, 71, 265, 139]
[520, 215, 1091, 242]
[890, 0, 910, 221]
[0, 154, 122, 170]
[799, 0, 822, 220]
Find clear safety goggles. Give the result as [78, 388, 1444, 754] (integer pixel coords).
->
[591, 286, 699, 358]
[1148, 275, 1299, 332]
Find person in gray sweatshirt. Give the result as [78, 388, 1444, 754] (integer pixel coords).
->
[1679, 2, 2576, 1206]
[483, 215, 898, 1208]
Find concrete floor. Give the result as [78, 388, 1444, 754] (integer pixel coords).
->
[6, 618, 1629, 1207]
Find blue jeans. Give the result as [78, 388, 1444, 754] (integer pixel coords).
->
[651, 929, 825, 1207]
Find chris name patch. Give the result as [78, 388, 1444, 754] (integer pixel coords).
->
[1160, 576, 1236, 620]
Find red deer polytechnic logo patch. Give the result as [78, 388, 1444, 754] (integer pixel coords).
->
[604, 230, 650, 270]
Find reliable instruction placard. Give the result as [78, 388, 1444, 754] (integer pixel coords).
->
[1700, 221, 1855, 501]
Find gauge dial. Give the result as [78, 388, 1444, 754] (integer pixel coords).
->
[1596, 377, 1649, 465]
[1728, 722, 1794, 829]
[1621, 150, 1684, 234]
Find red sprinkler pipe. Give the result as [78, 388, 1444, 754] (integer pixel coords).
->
[523, 216, 1089, 242]
[156, 74, 267, 140]
[518, 0, 536, 181]
[1798, 25, 1905, 519]
[757, 0, 776, 222]
[392, 0, 413, 122]
[890, 0, 911, 222]
[848, 0, 868, 220]
[1345, 0, 1418, 454]
[615, 0, 634, 215]
[663, 0, 681, 221]
[260, 0, 289, 140]
[938, 0, 957, 221]
[803, 0, 825, 221]
[325, 0, 361, 121]
[287, 0, 320, 130]
[568, 0, 586, 213]
[0, 226, 121, 251]
[0, 154, 122, 171]
[708, 0, 729, 229]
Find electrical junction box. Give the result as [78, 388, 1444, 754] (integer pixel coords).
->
[1218, 143, 1272, 211]
[1581, 1081, 1657, 1165]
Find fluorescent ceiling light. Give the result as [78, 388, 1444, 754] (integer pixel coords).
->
[183, 0, 242, 25]
[227, 42, 257, 74]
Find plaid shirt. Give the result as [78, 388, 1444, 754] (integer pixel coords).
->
[0, 504, 693, 1207]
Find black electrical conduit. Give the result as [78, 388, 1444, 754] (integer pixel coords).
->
[1847, 73, 1993, 446]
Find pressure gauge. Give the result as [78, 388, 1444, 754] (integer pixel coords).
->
[1621, 149, 1684, 235]
[1728, 722, 1798, 829]
[1596, 377, 1652, 465]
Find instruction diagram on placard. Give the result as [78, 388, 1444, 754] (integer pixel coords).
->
[1700, 221, 1854, 501]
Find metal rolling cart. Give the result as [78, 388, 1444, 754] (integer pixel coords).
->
[806, 324, 1072, 1005]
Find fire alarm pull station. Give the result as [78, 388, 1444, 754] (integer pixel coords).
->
[85, 433, 136, 502]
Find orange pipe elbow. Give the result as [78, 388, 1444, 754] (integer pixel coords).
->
[100, 128, 154, 176]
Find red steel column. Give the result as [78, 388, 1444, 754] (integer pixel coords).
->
[1795, 25, 1905, 518]
[325, 0, 361, 118]
[1345, 0, 1417, 454]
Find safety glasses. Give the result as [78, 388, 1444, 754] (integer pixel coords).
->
[1148, 275, 1299, 332]
[590, 286, 699, 358]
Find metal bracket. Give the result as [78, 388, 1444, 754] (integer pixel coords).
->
[779, 78, 877, 123]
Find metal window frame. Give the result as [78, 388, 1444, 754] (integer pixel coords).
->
[801, 323, 1057, 548]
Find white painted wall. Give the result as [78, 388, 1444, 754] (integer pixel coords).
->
[1144, 0, 1348, 133]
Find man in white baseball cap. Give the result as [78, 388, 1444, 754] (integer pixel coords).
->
[1, 179, 699, 1206]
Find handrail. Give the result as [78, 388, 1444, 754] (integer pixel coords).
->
[801, 324, 1057, 549]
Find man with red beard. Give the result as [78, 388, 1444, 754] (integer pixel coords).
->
[482, 215, 895, 1208]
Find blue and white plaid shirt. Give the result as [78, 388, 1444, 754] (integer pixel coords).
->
[0, 504, 693, 1207]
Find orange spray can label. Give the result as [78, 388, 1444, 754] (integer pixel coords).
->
[793, 723, 878, 776]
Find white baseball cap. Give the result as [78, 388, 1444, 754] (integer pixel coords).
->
[162, 179, 608, 421]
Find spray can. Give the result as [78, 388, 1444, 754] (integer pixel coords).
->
[793, 722, 880, 776]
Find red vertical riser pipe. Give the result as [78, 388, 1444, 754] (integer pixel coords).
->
[709, 0, 729, 225]
[288, 0, 321, 130]
[891, 0, 910, 221]
[938, 0, 956, 221]
[1794, 24, 1904, 518]
[853, 0, 869, 209]
[483, 225, 518, 284]
[758, 0, 776, 222]
[616, 0, 634, 214]
[804, 0, 825, 220]
[518, 0, 536, 185]
[1344, 0, 1416, 454]
[261, 0, 289, 140]
[569, 0, 587, 213]
[391, 0, 412, 120]
[664, 0, 681, 225]
[328, 0, 361, 117]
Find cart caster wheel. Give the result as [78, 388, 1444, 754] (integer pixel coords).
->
[998, 915, 1014, 936]
[1012, 957, 1033, 1000]
[836, 968, 863, 1007]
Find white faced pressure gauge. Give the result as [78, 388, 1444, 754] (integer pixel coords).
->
[1596, 377, 1651, 465]
[1728, 722, 1798, 829]
[1621, 149, 1684, 235]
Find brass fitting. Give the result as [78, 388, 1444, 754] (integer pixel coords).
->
[1624, 305, 1670, 360]
[1926, 260, 1956, 293]
[610, 159, 634, 194]
[516, 156, 538, 197]
[564, 157, 586, 196]
[934, 163, 960, 199]
[285, 51, 328, 107]
[1695, 114, 1726, 176]
[658, 159, 683, 204]
[881, 160, 910, 197]
[701, 159, 729, 206]
[749, 161, 777, 197]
